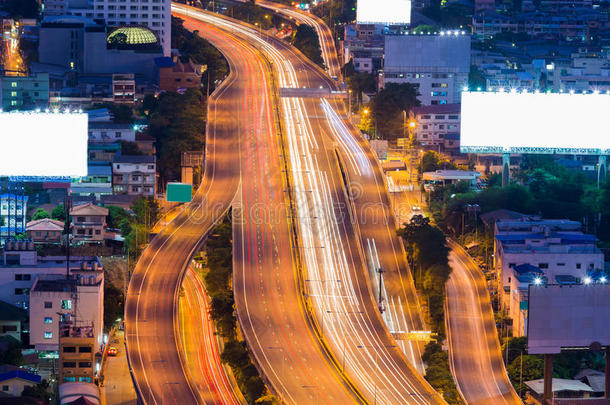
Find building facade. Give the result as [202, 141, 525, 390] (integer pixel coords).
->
[26, 218, 65, 244]
[43, 0, 171, 56]
[0, 73, 50, 111]
[29, 266, 104, 352]
[413, 104, 461, 154]
[0, 241, 102, 309]
[381, 33, 471, 106]
[112, 155, 156, 197]
[0, 194, 28, 240]
[157, 57, 205, 92]
[59, 323, 96, 383]
[494, 218, 604, 336]
[69, 202, 108, 243]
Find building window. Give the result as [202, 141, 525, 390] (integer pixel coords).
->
[79, 362, 92, 368]
[15, 274, 31, 281]
[63, 346, 76, 353]
[44, 317, 53, 324]
[78, 377, 92, 382]
[63, 362, 76, 368]
[2, 386, 8, 391]
[576, 263, 581, 269]
[539, 263, 549, 269]
[79, 346, 92, 353]
[61, 300, 72, 310]
[11, 82, 17, 88]
[2, 325, 17, 333]
[508, 263, 516, 268]
[44, 301, 52, 309]
[44, 332, 53, 339]
[95, 230, 101, 235]
[557, 263, 565, 266]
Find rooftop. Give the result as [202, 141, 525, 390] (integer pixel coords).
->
[414, 104, 461, 115]
[0, 365, 41, 384]
[32, 278, 76, 293]
[26, 218, 64, 232]
[0, 300, 28, 321]
[107, 26, 158, 46]
[113, 155, 155, 164]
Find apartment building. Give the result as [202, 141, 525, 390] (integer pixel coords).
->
[112, 155, 156, 197]
[0, 73, 50, 111]
[29, 266, 104, 352]
[381, 33, 471, 106]
[413, 104, 461, 155]
[494, 218, 604, 336]
[0, 193, 28, 240]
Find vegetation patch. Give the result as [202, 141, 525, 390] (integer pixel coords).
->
[197, 216, 277, 405]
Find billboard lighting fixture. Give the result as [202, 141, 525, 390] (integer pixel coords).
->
[477, 87, 481, 91]
[499, 87, 505, 92]
[584, 276, 592, 285]
[594, 90, 600, 95]
[601, 276, 607, 283]
[533, 277, 542, 285]
[570, 89, 575, 95]
[462, 86, 469, 92]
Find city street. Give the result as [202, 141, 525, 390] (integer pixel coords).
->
[102, 330, 137, 405]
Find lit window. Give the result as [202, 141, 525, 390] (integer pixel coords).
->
[44, 317, 53, 324]
[44, 332, 53, 339]
[11, 82, 17, 87]
[10, 92, 17, 97]
[61, 300, 72, 310]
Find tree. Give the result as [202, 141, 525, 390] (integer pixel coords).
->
[131, 197, 160, 227]
[291, 24, 324, 68]
[468, 65, 486, 91]
[104, 284, 124, 331]
[22, 380, 51, 404]
[51, 205, 66, 221]
[0, 336, 23, 366]
[372, 83, 420, 140]
[508, 355, 543, 395]
[32, 208, 50, 221]
[347, 72, 376, 105]
[106, 206, 130, 229]
[221, 340, 250, 369]
[413, 24, 438, 33]
[1, 0, 38, 19]
[121, 141, 143, 155]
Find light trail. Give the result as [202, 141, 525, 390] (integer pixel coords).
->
[172, 5, 445, 404]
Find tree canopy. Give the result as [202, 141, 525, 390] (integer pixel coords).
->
[372, 83, 420, 140]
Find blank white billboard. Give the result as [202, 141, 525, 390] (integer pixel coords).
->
[357, 0, 411, 24]
[527, 285, 610, 354]
[0, 112, 88, 177]
[460, 91, 610, 155]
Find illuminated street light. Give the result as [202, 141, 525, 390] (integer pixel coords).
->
[600, 276, 607, 283]
[584, 276, 592, 285]
[533, 277, 542, 285]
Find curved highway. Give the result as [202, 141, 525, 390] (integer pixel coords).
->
[124, 15, 242, 404]
[446, 241, 522, 405]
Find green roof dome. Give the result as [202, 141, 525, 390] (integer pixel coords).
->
[107, 26, 158, 45]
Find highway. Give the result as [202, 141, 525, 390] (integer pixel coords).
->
[446, 240, 522, 405]
[257, 0, 342, 80]
[259, 0, 430, 374]
[173, 8, 364, 404]
[179, 267, 245, 405]
[172, 6, 447, 404]
[124, 13, 243, 403]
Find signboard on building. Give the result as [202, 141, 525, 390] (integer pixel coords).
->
[356, 0, 411, 24]
[0, 112, 87, 177]
[460, 91, 610, 155]
[527, 284, 610, 354]
[166, 182, 192, 203]
[369, 139, 388, 160]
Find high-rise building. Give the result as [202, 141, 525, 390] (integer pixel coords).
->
[43, 0, 171, 56]
[381, 33, 471, 106]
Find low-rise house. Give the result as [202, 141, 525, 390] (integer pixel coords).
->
[413, 104, 461, 155]
[157, 56, 206, 92]
[0, 365, 41, 397]
[26, 218, 65, 244]
[70, 203, 108, 243]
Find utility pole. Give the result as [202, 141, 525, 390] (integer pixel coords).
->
[64, 194, 72, 279]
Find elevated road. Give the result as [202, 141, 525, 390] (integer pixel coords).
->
[124, 16, 243, 404]
[179, 267, 245, 405]
[446, 240, 522, 405]
[174, 7, 446, 404]
[174, 9, 364, 404]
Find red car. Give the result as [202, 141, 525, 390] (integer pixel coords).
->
[107, 347, 119, 356]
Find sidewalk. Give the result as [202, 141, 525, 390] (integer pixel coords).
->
[101, 330, 137, 405]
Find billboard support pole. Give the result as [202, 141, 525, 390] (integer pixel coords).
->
[502, 153, 510, 187]
[598, 155, 606, 188]
[543, 353, 553, 404]
[604, 347, 610, 399]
